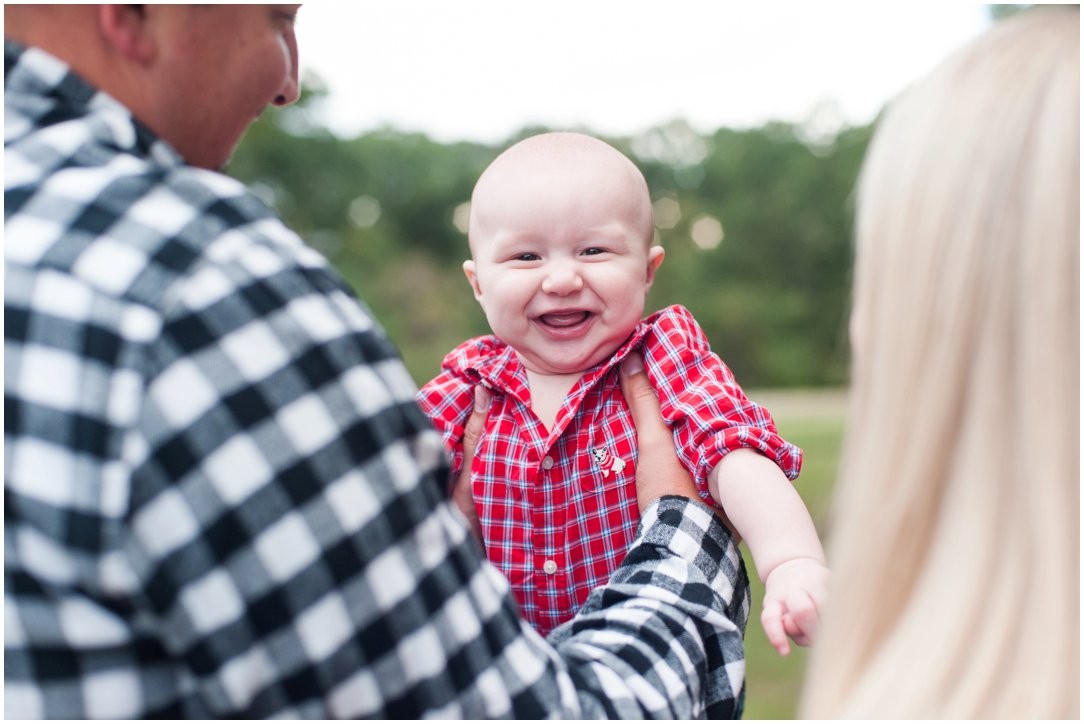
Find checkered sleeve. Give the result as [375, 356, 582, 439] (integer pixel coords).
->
[548, 496, 751, 718]
[643, 305, 803, 494]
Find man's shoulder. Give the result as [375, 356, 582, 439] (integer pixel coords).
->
[8, 157, 330, 322]
[132, 167, 346, 316]
[157, 166, 309, 262]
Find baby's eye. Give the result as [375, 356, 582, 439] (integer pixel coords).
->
[513, 252, 540, 262]
[582, 247, 607, 256]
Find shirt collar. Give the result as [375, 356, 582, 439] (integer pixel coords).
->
[468, 316, 656, 398]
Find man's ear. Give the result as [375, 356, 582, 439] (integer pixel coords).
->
[644, 245, 665, 289]
[98, 5, 155, 63]
[463, 260, 484, 303]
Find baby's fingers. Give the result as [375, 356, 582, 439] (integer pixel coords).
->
[760, 600, 791, 656]
[782, 589, 821, 647]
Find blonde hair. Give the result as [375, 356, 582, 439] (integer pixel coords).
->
[802, 7, 1079, 718]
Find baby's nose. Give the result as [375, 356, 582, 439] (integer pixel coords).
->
[540, 262, 583, 295]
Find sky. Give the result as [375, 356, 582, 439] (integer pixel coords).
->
[294, 1, 994, 145]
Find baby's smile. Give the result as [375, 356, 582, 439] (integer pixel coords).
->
[537, 310, 592, 328]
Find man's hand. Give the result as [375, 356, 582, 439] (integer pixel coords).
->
[452, 385, 491, 549]
[760, 557, 829, 655]
[619, 352, 701, 512]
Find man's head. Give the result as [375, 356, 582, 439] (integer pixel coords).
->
[464, 132, 664, 376]
[4, 4, 301, 170]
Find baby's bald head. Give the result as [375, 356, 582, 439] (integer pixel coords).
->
[468, 132, 654, 255]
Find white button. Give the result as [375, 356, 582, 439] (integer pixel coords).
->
[542, 559, 558, 575]
[541, 456, 554, 470]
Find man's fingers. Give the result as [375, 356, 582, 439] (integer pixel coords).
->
[619, 353, 667, 445]
[461, 384, 492, 460]
[452, 385, 491, 547]
[619, 352, 700, 509]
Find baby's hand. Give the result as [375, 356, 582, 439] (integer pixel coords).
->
[760, 557, 829, 656]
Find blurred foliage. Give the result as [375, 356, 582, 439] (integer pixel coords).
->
[228, 76, 871, 388]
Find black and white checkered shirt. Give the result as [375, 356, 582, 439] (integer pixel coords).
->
[4, 41, 750, 718]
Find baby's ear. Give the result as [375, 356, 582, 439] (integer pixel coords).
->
[645, 245, 665, 288]
[463, 260, 484, 302]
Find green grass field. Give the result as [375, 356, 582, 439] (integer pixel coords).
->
[739, 389, 846, 719]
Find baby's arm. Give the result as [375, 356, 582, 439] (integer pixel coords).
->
[708, 449, 828, 655]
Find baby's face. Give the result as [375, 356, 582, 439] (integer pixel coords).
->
[465, 153, 663, 376]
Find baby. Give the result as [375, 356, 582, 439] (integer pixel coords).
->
[418, 132, 827, 653]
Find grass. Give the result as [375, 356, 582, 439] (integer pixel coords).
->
[739, 389, 846, 719]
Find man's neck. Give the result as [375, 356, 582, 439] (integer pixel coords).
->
[6, 6, 95, 69]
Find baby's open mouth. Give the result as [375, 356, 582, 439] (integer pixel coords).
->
[539, 311, 591, 328]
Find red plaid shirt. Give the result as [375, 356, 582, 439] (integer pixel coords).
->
[418, 305, 801, 636]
